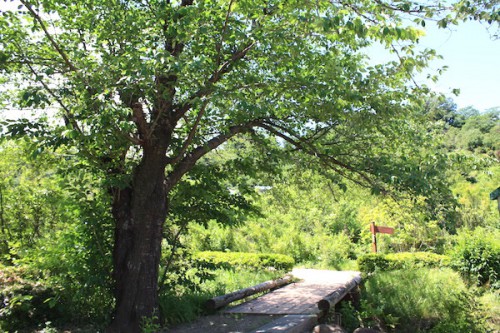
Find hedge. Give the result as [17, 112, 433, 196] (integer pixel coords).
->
[357, 252, 450, 274]
[192, 251, 295, 271]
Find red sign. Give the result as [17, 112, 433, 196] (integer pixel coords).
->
[370, 222, 395, 253]
[370, 224, 394, 235]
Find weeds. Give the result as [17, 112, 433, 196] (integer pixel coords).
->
[359, 268, 488, 332]
[159, 268, 282, 327]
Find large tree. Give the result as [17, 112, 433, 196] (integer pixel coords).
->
[0, 0, 497, 331]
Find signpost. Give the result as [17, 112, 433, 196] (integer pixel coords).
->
[370, 222, 394, 253]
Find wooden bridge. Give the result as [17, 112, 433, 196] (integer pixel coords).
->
[226, 269, 361, 332]
[169, 269, 362, 333]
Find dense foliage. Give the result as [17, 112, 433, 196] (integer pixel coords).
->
[0, 265, 63, 331]
[449, 227, 500, 289]
[0, 0, 498, 331]
[193, 251, 295, 271]
[0, 140, 114, 331]
[357, 252, 450, 274]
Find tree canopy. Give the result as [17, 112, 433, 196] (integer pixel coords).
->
[1, 0, 498, 331]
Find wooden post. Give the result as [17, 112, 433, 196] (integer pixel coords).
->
[370, 222, 377, 253]
[370, 222, 394, 253]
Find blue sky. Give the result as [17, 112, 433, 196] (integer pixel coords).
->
[411, 20, 499, 111]
[366, 20, 500, 112]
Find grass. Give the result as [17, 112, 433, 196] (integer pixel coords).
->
[159, 268, 284, 327]
[479, 290, 500, 332]
[359, 268, 489, 332]
[202, 269, 283, 296]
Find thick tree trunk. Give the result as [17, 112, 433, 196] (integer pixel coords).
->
[107, 152, 168, 333]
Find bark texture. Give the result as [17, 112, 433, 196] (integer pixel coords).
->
[108, 152, 168, 333]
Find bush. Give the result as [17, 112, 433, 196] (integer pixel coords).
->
[316, 233, 357, 267]
[357, 252, 450, 274]
[159, 248, 216, 294]
[0, 266, 64, 331]
[159, 292, 209, 327]
[357, 253, 390, 273]
[385, 252, 450, 270]
[448, 227, 500, 289]
[360, 268, 488, 332]
[17, 221, 114, 324]
[192, 251, 295, 271]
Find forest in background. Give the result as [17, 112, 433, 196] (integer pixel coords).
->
[0, 98, 498, 332]
[188, 101, 500, 260]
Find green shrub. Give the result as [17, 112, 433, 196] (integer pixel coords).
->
[159, 249, 216, 294]
[316, 233, 357, 267]
[357, 252, 450, 274]
[478, 290, 500, 332]
[0, 266, 64, 331]
[357, 253, 390, 273]
[338, 301, 361, 332]
[17, 222, 114, 325]
[448, 227, 500, 289]
[192, 251, 295, 271]
[187, 221, 236, 252]
[360, 268, 488, 332]
[385, 252, 450, 270]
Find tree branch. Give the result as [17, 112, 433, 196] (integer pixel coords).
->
[130, 101, 150, 144]
[390, 44, 421, 88]
[20, 0, 78, 72]
[214, 0, 235, 79]
[25, 62, 82, 134]
[168, 100, 209, 165]
[373, 0, 446, 15]
[258, 121, 381, 189]
[173, 41, 256, 120]
[165, 120, 261, 191]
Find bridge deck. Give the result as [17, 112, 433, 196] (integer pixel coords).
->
[225, 269, 361, 316]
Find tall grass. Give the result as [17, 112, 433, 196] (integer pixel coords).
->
[159, 268, 282, 327]
[479, 290, 500, 332]
[360, 268, 488, 332]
